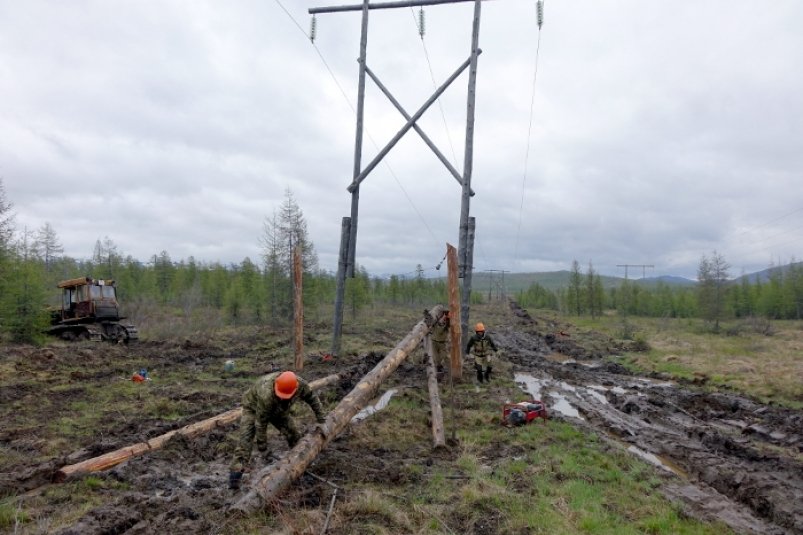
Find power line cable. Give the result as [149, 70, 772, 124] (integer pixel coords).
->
[273, 0, 442, 251]
[513, 0, 545, 269]
[733, 207, 803, 237]
[409, 6, 460, 166]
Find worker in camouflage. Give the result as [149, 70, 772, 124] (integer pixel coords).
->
[228, 371, 326, 490]
[466, 322, 498, 383]
[430, 311, 450, 379]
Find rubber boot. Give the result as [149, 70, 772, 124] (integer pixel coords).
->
[475, 365, 484, 383]
[228, 471, 243, 490]
[484, 366, 492, 382]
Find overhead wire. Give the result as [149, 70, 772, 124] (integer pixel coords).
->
[733, 207, 803, 237]
[272, 0, 443, 256]
[513, 0, 545, 269]
[409, 6, 460, 167]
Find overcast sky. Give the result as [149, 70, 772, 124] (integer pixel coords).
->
[2, 1, 801, 280]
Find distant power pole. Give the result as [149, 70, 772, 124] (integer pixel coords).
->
[616, 264, 655, 280]
[616, 264, 654, 318]
[312, 0, 485, 356]
[484, 269, 510, 301]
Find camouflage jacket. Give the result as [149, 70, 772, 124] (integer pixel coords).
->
[431, 319, 450, 343]
[466, 333, 497, 357]
[242, 372, 325, 423]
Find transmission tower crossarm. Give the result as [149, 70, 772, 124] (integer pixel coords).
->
[310, 0, 491, 15]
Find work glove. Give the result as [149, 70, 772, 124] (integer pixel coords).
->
[228, 470, 243, 490]
[314, 422, 330, 439]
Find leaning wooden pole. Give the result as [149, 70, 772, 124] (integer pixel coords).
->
[426, 352, 446, 449]
[233, 304, 445, 512]
[293, 246, 304, 371]
[54, 373, 341, 482]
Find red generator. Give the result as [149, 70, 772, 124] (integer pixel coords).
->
[503, 401, 548, 427]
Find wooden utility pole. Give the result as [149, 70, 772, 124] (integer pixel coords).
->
[331, 217, 351, 357]
[616, 264, 654, 320]
[616, 264, 655, 280]
[315, 0, 484, 356]
[484, 269, 510, 301]
[458, 0, 482, 354]
[446, 244, 462, 379]
[460, 216, 475, 352]
[54, 373, 342, 482]
[426, 353, 446, 449]
[233, 305, 445, 512]
[293, 246, 304, 371]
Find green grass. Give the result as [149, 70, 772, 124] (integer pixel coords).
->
[553, 312, 803, 407]
[0, 496, 29, 530]
[271, 365, 733, 535]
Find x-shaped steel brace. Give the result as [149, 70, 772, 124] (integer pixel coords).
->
[346, 50, 482, 194]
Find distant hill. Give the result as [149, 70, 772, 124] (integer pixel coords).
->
[471, 271, 623, 293]
[432, 262, 799, 295]
[732, 261, 802, 284]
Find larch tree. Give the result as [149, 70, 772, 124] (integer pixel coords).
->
[568, 259, 583, 315]
[259, 189, 319, 323]
[0, 178, 14, 264]
[1, 228, 49, 343]
[33, 222, 64, 272]
[697, 251, 730, 332]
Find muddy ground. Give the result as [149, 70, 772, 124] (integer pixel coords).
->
[1, 305, 801, 534]
[502, 302, 802, 535]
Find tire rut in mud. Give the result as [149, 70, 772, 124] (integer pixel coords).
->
[496, 311, 803, 535]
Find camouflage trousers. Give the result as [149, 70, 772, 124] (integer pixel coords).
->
[431, 340, 448, 369]
[231, 407, 301, 471]
[473, 353, 493, 372]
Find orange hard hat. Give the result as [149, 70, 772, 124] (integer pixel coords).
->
[475, 322, 485, 332]
[274, 371, 299, 400]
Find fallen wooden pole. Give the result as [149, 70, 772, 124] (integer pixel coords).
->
[232, 304, 445, 513]
[426, 351, 447, 449]
[54, 373, 341, 482]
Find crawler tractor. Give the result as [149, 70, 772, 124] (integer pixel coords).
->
[48, 277, 138, 343]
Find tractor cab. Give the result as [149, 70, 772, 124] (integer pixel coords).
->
[48, 277, 137, 342]
[56, 277, 121, 322]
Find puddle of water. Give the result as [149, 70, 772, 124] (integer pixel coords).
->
[626, 445, 686, 477]
[351, 389, 398, 422]
[515, 372, 544, 400]
[549, 393, 585, 420]
[584, 389, 609, 405]
[516, 373, 585, 420]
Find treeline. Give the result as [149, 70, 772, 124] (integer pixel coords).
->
[0, 180, 452, 343]
[517, 254, 803, 325]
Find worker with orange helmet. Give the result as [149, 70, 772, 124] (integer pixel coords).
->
[229, 370, 326, 490]
[466, 322, 498, 383]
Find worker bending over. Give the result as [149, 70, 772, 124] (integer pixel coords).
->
[229, 370, 326, 490]
[466, 322, 498, 383]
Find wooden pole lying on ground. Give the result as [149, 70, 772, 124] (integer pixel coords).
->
[426, 351, 446, 449]
[54, 373, 341, 483]
[293, 246, 304, 371]
[232, 304, 445, 513]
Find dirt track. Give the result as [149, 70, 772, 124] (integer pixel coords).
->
[501, 302, 803, 535]
[2, 306, 802, 534]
